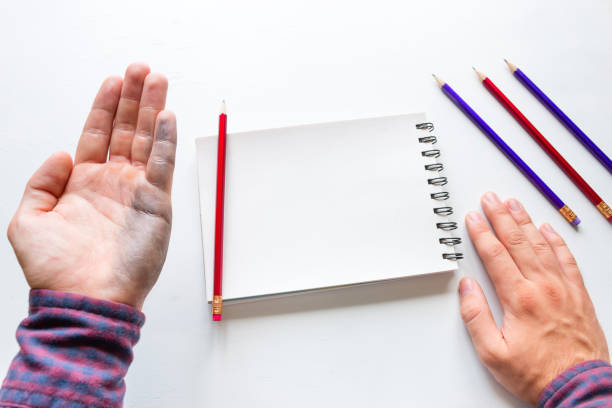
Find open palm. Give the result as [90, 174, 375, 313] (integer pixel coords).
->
[7, 63, 177, 309]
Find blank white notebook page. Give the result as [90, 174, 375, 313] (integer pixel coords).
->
[196, 113, 456, 302]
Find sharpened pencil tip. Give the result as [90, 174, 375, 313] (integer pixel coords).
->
[221, 100, 226, 114]
[504, 59, 518, 73]
[473, 67, 487, 82]
[432, 74, 445, 87]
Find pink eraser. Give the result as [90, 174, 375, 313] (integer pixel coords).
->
[212, 314, 222, 321]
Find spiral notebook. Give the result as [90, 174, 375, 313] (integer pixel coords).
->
[196, 113, 462, 303]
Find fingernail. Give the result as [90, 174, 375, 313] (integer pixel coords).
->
[459, 278, 475, 297]
[507, 198, 523, 212]
[541, 223, 556, 235]
[466, 211, 483, 225]
[484, 192, 501, 205]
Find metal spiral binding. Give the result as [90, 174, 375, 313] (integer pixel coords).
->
[433, 206, 453, 215]
[436, 222, 458, 231]
[425, 163, 444, 172]
[431, 191, 449, 200]
[418, 136, 437, 144]
[443, 253, 463, 260]
[416, 122, 435, 131]
[421, 149, 440, 158]
[417, 121, 463, 261]
[428, 176, 448, 186]
[439, 237, 461, 245]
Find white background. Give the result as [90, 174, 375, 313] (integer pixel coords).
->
[0, 1, 611, 407]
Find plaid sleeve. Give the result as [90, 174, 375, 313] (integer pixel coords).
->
[0, 289, 145, 408]
[539, 360, 612, 408]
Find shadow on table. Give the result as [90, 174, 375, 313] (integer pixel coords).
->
[221, 270, 454, 319]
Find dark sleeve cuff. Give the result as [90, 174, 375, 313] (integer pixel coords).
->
[539, 360, 612, 408]
[0, 289, 145, 408]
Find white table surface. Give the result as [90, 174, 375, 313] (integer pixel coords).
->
[1, 1, 611, 406]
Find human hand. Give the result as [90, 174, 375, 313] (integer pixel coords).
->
[459, 192, 609, 404]
[7, 63, 177, 310]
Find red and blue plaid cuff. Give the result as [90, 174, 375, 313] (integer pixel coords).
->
[0, 289, 145, 408]
[539, 359, 612, 408]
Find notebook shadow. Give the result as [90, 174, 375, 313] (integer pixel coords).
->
[222, 271, 455, 319]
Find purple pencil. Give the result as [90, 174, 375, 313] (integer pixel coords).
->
[505, 59, 612, 174]
[433, 74, 580, 226]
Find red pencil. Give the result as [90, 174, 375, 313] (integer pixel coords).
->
[473, 67, 611, 222]
[212, 101, 227, 321]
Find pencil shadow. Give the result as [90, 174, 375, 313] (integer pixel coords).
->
[222, 271, 455, 319]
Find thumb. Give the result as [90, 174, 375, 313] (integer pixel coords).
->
[20, 151, 73, 213]
[459, 277, 507, 365]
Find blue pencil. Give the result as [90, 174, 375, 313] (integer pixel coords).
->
[433, 74, 580, 226]
[505, 59, 612, 174]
